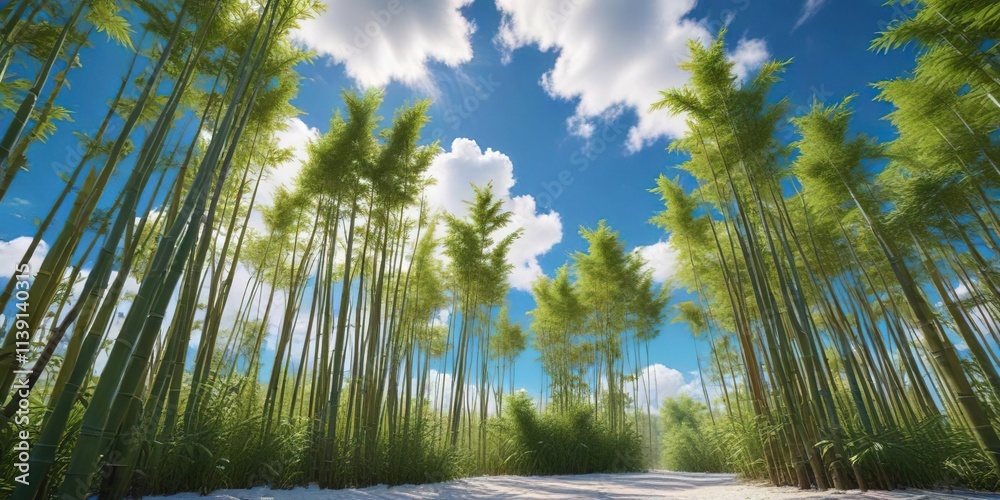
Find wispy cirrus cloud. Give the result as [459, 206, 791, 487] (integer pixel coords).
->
[794, 0, 828, 30]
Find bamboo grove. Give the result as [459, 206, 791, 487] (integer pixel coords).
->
[652, 0, 1000, 492]
[0, 1, 660, 497]
[1, 0, 999, 497]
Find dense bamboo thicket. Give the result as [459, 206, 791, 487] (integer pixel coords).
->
[653, 0, 1000, 491]
[1, 0, 999, 497]
[0, 1, 654, 498]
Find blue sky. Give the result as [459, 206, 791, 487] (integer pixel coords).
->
[0, 0, 921, 406]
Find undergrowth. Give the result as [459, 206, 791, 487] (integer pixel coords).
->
[486, 392, 645, 476]
[659, 395, 1000, 492]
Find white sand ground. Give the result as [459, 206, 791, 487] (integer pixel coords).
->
[148, 471, 1000, 499]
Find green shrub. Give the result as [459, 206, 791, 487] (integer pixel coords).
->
[660, 395, 727, 473]
[827, 414, 1000, 491]
[132, 377, 463, 496]
[487, 392, 645, 476]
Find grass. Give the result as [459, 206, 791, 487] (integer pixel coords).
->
[657, 394, 1000, 492]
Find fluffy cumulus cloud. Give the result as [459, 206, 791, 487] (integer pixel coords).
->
[426, 138, 562, 291]
[633, 239, 680, 284]
[247, 117, 320, 231]
[494, 0, 770, 152]
[0, 237, 48, 278]
[294, 0, 475, 89]
[628, 363, 704, 414]
[952, 282, 971, 301]
[945, 281, 1000, 354]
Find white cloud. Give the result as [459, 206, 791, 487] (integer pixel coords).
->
[953, 282, 971, 301]
[728, 38, 770, 81]
[0, 237, 48, 278]
[267, 117, 320, 203]
[92, 270, 147, 372]
[494, 0, 769, 152]
[794, 0, 828, 30]
[193, 117, 320, 367]
[248, 117, 321, 231]
[633, 239, 680, 284]
[628, 363, 704, 414]
[432, 308, 450, 328]
[426, 138, 563, 291]
[294, 0, 475, 90]
[962, 303, 1000, 349]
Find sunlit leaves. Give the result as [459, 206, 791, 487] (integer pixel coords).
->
[86, 0, 134, 50]
[790, 97, 885, 217]
[444, 182, 520, 306]
[491, 307, 526, 363]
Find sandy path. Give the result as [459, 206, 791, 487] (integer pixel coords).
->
[149, 471, 1000, 499]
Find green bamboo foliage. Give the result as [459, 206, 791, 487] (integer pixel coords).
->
[524, 221, 666, 473]
[0, 1, 133, 202]
[791, 99, 1000, 470]
[442, 183, 520, 450]
[530, 264, 587, 413]
[651, 20, 1000, 491]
